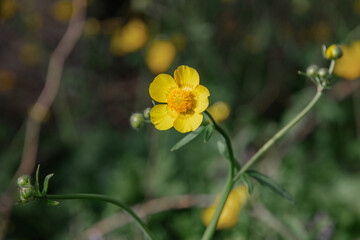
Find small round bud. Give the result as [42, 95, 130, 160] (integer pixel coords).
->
[19, 185, 34, 201]
[143, 108, 151, 119]
[17, 175, 31, 187]
[317, 68, 328, 78]
[325, 44, 343, 60]
[130, 113, 144, 129]
[306, 64, 319, 77]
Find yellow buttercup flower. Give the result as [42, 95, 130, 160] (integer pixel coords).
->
[333, 41, 360, 80]
[202, 185, 248, 230]
[207, 101, 231, 124]
[149, 65, 210, 133]
[146, 39, 176, 74]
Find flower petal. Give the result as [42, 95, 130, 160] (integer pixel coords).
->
[174, 65, 200, 90]
[150, 104, 178, 130]
[149, 74, 178, 103]
[173, 111, 203, 133]
[192, 85, 210, 113]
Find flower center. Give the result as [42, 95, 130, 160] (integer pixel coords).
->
[167, 89, 194, 113]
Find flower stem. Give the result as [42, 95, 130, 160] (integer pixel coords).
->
[201, 111, 235, 240]
[233, 87, 323, 181]
[328, 60, 335, 75]
[45, 193, 156, 240]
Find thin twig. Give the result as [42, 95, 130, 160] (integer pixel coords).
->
[0, 0, 87, 238]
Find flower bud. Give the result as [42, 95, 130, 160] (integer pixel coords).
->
[19, 185, 34, 201]
[306, 64, 319, 77]
[325, 44, 343, 60]
[130, 113, 144, 129]
[143, 108, 151, 119]
[317, 68, 328, 78]
[17, 175, 31, 187]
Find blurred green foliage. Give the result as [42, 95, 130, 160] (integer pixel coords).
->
[1, 0, 360, 239]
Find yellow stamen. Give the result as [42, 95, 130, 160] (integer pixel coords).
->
[167, 89, 194, 113]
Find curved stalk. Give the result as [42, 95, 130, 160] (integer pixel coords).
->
[45, 193, 156, 240]
[233, 87, 323, 181]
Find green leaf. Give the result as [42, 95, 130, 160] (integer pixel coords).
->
[171, 126, 205, 151]
[247, 170, 296, 204]
[42, 173, 54, 196]
[240, 173, 253, 194]
[217, 141, 230, 160]
[204, 124, 214, 143]
[35, 165, 41, 196]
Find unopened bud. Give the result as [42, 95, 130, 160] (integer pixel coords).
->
[317, 68, 328, 78]
[19, 185, 34, 201]
[17, 175, 31, 187]
[325, 44, 343, 60]
[306, 65, 319, 77]
[130, 113, 144, 129]
[143, 108, 151, 119]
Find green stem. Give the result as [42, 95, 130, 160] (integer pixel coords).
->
[233, 87, 323, 181]
[201, 111, 235, 240]
[328, 60, 335, 75]
[45, 193, 156, 240]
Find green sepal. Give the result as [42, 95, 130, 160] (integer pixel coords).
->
[171, 126, 205, 151]
[35, 165, 41, 196]
[240, 173, 253, 194]
[42, 173, 54, 196]
[217, 141, 230, 160]
[204, 124, 214, 143]
[247, 170, 296, 204]
[44, 199, 59, 206]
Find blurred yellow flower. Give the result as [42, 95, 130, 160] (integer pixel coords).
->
[19, 42, 43, 66]
[0, 69, 16, 92]
[170, 33, 186, 51]
[149, 65, 210, 133]
[52, 0, 72, 23]
[24, 13, 43, 31]
[207, 101, 231, 124]
[0, 0, 17, 20]
[333, 41, 360, 80]
[202, 185, 248, 230]
[110, 18, 147, 55]
[84, 18, 100, 36]
[146, 40, 176, 74]
[311, 22, 331, 42]
[354, 0, 360, 15]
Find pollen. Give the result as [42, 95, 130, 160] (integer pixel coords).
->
[167, 89, 194, 113]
